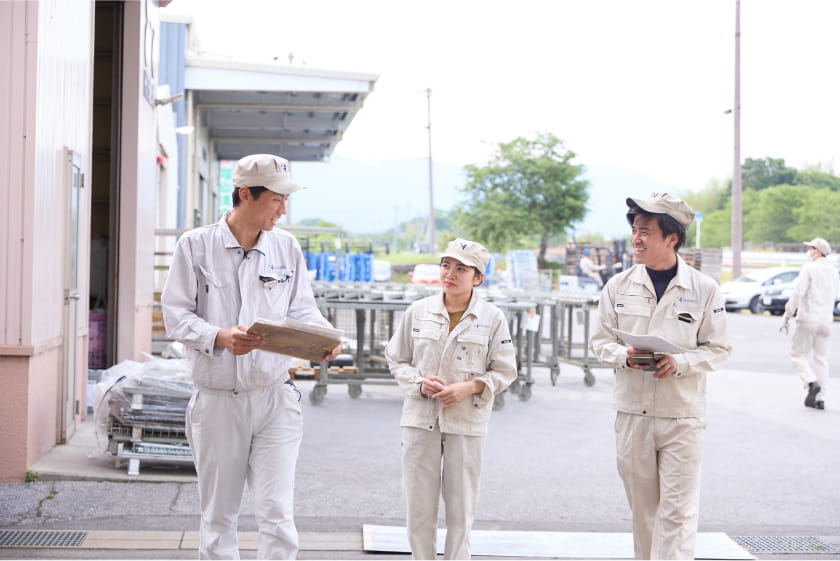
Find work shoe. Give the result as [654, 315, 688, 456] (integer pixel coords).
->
[805, 382, 821, 408]
[816, 401, 825, 410]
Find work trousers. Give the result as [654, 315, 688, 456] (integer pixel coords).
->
[401, 424, 485, 560]
[186, 380, 303, 560]
[615, 412, 705, 560]
[790, 321, 831, 401]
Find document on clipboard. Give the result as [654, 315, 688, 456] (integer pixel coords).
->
[247, 317, 343, 362]
[611, 329, 690, 354]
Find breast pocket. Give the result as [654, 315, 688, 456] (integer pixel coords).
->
[196, 265, 232, 320]
[256, 273, 292, 317]
[453, 331, 489, 377]
[669, 307, 705, 349]
[613, 295, 655, 330]
[410, 319, 445, 370]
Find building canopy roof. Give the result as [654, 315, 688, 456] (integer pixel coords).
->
[184, 57, 378, 162]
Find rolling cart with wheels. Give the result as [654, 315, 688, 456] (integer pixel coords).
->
[548, 292, 610, 387]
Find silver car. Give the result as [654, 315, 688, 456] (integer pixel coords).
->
[720, 267, 800, 314]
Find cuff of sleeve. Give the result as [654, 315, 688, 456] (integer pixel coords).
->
[472, 377, 493, 408]
[202, 328, 221, 357]
[674, 354, 689, 376]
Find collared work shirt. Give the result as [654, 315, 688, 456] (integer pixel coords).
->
[785, 256, 839, 326]
[385, 291, 518, 436]
[590, 256, 732, 418]
[161, 212, 332, 392]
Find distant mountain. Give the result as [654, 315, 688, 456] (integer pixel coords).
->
[577, 164, 683, 240]
[291, 156, 466, 233]
[291, 157, 681, 239]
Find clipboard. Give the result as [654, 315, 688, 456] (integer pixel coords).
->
[247, 317, 343, 362]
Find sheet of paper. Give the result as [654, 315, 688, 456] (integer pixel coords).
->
[524, 313, 541, 332]
[610, 329, 690, 354]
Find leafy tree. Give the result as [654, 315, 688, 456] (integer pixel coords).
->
[693, 206, 731, 248]
[741, 157, 798, 191]
[797, 164, 840, 191]
[742, 184, 803, 244]
[683, 177, 729, 213]
[788, 188, 840, 241]
[455, 133, 589, 268]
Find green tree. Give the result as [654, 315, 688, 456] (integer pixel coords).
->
[788, 188, 840, 241]
[797, 164, 840, 191]
[741, 157, 798, 191]
[742, 184, 803, 244]
[455, 133, 589, 268]
[694, 206, 731, 249]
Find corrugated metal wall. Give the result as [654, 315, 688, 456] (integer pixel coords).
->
[0, 0, 34, 348]
[31, 0, 94, 345]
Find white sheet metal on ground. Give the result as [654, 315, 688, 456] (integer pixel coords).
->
[362, 524, 755, 559]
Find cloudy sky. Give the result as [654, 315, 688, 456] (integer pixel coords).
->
[163, 0, 840, 219]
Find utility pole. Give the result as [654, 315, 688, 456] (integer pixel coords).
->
[426, 88, 435, 254]
[731, 0, 743, 279]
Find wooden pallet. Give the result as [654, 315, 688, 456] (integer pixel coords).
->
[288, 367, 320, 380]
[328, 366, 357, 374]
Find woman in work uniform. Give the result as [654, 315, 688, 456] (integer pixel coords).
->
[385, 238, 518, 560]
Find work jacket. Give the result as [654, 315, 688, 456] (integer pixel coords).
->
[161, 212, 332, 392]
[784, 256, 839, 326]
[590, 255, 732, 418]
[385, 291, 518, 436]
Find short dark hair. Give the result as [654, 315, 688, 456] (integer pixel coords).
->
[626, 210, 687, 251]
[232, 186, 269, 207]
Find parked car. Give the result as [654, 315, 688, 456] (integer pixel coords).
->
[760, 269, 840, 317]
[409, 263, 441, 285]
[720, 267, 800, 314]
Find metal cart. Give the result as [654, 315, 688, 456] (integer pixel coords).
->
[547, 292, 608, 387]
[310, 293, 414, 405]
[307, 283, 526, 409]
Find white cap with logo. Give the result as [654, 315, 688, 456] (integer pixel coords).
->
[233, 154, 303, 194]
[440, 238, 490, 272]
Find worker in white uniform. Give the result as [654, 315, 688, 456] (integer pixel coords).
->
[161, 153, 341, 560]
[385, 238, 518, 560]
[579, 248, 607, 287]
[781, 237, 839, 410]
[590, 193, 732, 560]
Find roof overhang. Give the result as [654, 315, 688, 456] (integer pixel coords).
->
[184, 57, 378, 162]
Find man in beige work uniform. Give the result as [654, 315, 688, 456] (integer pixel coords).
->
[590, 193, 732, 560]
[782, 237, 839, 410]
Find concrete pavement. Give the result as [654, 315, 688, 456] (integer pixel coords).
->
[1, 313, 840, 559]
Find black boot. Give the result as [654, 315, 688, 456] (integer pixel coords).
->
[805, 382, 821, 408]
[816, 401, 825, 410]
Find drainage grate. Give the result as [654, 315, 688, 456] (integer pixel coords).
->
[0, 530, 87, 548]
[732, 536, 838, 553]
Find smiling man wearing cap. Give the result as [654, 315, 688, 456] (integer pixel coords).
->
[589, 193, 732, 560]
[781, 237, 839, 411]
[162, 153, 341, 560]
[385, 238, 518, 559]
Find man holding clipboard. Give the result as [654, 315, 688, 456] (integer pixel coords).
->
[162, 154, 341, 560]
[590, 193, 732, 560]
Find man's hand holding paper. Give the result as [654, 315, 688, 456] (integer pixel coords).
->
[614, 329, 687, 378]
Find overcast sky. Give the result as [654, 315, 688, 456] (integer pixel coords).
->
[163, 0, 840, 194]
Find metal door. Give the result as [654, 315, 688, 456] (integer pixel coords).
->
[60, 148, 83, 442]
